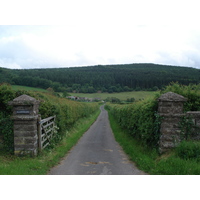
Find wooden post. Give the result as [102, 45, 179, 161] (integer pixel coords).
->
[37, 115, 42, 152]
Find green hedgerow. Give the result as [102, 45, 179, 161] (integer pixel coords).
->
[175, 140, 200, 161]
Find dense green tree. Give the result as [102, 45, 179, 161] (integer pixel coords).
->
[1, 63, 200, 92]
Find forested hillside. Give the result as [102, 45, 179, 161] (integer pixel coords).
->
[0, 63, 200, 93]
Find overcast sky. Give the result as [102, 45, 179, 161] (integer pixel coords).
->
[0, 0, 200, 69]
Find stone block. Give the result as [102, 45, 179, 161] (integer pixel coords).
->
[14, 137, 25, 145]
[160, 128, 177, 135]
[15, 143, 37, 150]
[14, 120, 37, 125]
[158, 107, 173, 114]
[14, 124, 37, 131]
[14, 148, 37, 156]
[14, 130, 37, 137]
[25, 136, 38, 145]
[195, 119, 200, 126]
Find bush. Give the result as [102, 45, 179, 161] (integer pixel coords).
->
[162, 82, 200, 111]
[0, 111, 14, 154]
[106, 94, 161, 149]
[0, 84, 99, 154]
[107, 82, 200, 151]
[175, 140, 200, 161]
[0, 83, 15, 112]
[0, 84, 15, 153]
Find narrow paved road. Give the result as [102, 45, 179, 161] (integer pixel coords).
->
[48, 105, 146, 175]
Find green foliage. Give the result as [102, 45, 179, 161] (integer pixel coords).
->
[126, 97, 135, 102]
[175, 141, 200, 162]
[0, 83, 15, 112]
[162, 82, 200, 140]
[162, 82, 200, 111]
[0, 83, 99, 154]
[152, 112, 163, 146]
[107, 108, 200, 174]
[0, 84, 15, 153]
[179, 115, 196, 141]
[106, 94, 161, 149]
[31, 93, 99, 144]
[105, 97, 121, 103]
[0, 110, 100, 175]
[1, 63, 200, 92]
[0, 111, 14, 154]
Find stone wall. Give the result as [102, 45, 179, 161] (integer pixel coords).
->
[186, 111, 200, 140]
[158, 92, 200, 153]
[7, 92, 200, 155]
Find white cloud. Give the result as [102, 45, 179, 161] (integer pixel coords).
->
[0, 1, 200, 68]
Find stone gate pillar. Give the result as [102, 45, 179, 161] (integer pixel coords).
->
[157, 92, 187, 153]
[8, 94, 40, 156]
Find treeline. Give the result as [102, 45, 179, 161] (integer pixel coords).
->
[1, 63, 200, 92]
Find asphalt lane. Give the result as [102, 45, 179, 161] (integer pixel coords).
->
[48, 105, 146, 175]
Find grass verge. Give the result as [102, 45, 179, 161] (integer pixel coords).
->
[107, 109, 200, 175]
[0, 109, 100, 175]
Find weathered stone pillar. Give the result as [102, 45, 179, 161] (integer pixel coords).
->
[157, 92, 187, 153]
[8, 95, 40, 156]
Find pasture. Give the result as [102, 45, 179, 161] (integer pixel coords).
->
[11, 85, 159, 101]
[69, 91, 159, 101]
[12, 85, 47, 92]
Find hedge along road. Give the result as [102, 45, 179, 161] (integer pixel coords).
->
[48, 105, 146, 175]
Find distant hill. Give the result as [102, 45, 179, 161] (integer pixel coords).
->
[0, 63, 200, 93]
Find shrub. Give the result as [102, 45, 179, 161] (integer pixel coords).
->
[106, 94, 161, 149]
[0, 84, 15, 153]
[107, 82, 200, 151]
[175, 140, 200, 161]
[0, 84, 99, 154]
[162, 82, 200, 111]
[0, 83, 15, 112]
[0, 111, 14, 154]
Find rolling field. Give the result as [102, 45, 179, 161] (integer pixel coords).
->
[69, 91, 159, 101]
[12, 85, 47, 92]
[11, 85, 158, 101]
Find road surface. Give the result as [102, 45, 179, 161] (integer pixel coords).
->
[48, 105, 146, 175]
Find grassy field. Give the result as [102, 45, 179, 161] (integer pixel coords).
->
[69, 91, 159, 101]
[11, 85, 158, 101]
[12, 85, 47, 92]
